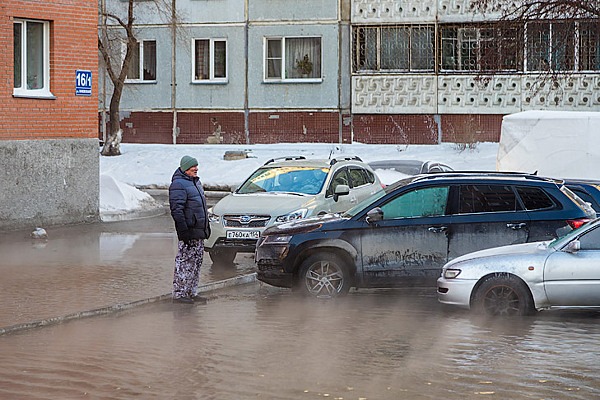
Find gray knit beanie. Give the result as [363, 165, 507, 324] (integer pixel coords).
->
[180, 155, 198, 172]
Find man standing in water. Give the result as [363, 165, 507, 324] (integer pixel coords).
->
[169, 155, 211, 304]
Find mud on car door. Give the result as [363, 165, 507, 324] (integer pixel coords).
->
[360, 185, 452, 286]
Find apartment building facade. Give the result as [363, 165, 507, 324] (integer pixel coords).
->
[103, 0, 600, 145]
[101, 0, 352, 144]
[351, 0, 600, 144]
[1, 0, 99, 230]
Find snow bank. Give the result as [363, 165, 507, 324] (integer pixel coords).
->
[99, 173, 154, 212]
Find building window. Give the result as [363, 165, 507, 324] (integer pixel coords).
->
[579, 20, 600, 71]
[193, 39, 227, 81]
[126, 40, 156, 81]
[352, 25, 434, 72]
[265, 37, 322, 80]
[440, 24, 521, 71]
[13, 19, 52, 97]
[526, 22, 575, 71]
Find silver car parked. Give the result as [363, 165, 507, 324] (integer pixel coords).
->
[205, 155, 383, 264]
[437, 218, 600, 316]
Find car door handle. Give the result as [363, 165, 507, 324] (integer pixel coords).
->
[507, 222, 527, 230]
[428, 226, 447, 233]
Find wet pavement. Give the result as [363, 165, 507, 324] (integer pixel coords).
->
[1, 214, 600, 399]
[0, 214, 256, 330]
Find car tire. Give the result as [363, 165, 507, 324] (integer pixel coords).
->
[297, 252, 352, 298]
[473, 275, 535, 316]
[208, 249, 236, 266]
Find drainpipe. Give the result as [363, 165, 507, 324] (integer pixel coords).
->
[101, 0, 107, 145]
[337, 0, 343, 144]
[171, 0, 178, 144]
[243, 0, 249, 144]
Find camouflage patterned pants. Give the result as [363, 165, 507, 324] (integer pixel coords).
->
[173, 239, 204, 299]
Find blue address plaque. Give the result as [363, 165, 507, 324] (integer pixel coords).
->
[75, 70, 92, 96]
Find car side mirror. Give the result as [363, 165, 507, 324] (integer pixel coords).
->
[365, 207, 383, 224]
[563, 240, 580, 253]
[333, 184, 350, 202]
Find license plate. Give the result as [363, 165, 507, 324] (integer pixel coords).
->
[226, 230, 260, 240]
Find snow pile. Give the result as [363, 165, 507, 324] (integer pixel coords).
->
[99, 174, 155, 212]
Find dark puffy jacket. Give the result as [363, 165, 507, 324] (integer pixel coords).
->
[169, 168, 211, 241]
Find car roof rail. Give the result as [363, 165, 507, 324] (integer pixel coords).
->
[414, 170, 561, 183]
[263, 155, 307, 165]
[329, 155, 363, 165]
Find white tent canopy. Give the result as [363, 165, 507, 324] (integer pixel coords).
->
[497, 110, 600, 180]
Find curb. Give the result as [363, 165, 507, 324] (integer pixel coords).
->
[0, 273, 257, 336]
[100, 203, 167, 222]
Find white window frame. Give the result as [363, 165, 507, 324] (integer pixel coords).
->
[263, 36, 323, 82]
[191, 38, 228, 83]
[124, 39, 157, 83]
[13, 19, 53, 98]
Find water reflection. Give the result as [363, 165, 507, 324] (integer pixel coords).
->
[0, 215, 255, 328]
[1, 286, 598, 399]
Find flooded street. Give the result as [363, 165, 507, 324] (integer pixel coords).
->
[1, 215, 599, 399]
[0, 214, 255, 328]
[1, 285, 600, 399]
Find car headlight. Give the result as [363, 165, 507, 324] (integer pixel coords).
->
[443, 268, 462, 279]
[208, 211, 221, 224]
[263, 235, 293, 245]
[275, 208, 307, 224]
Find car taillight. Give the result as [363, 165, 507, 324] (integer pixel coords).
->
[567, 218, 591, 229]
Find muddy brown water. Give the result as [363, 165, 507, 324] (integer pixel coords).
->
[1, 216, 599, 399]
[1, 286, 599, 399]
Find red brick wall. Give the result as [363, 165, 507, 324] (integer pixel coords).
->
[0, 0, 98, 141]
[441, 114, 503, 143]
[107, 111, 504, 145]
[353, 114, 440, 144]
[249, 112, 341, 143]
[115, 111, 344, 144]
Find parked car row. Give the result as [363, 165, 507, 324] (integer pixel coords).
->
[205, 155, 382, 264]
[255, 171, 595, 298]
[206, 155, 600, 317]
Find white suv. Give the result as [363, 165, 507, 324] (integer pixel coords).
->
[205, 155, 383, 264]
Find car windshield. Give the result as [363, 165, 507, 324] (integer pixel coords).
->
[342, 176, 414, 217]
[236, 166, 329, 195]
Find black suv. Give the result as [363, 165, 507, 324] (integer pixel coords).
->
[255, 172, 596, 298]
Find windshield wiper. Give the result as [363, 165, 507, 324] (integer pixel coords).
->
[273, 191, 306, 197]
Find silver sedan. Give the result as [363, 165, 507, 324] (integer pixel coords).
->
[437, 218, 600, 316]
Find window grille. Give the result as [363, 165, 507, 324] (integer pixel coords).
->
[440, 24, 521, 72]
[353, 25, 434, 72]
[579, 20, 600, 71]
[526, 22, 575, 71]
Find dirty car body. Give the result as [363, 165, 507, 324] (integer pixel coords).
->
[255, 172, 595, 298]
[205, 156, 382, 264]
[437, 217, 600, 316]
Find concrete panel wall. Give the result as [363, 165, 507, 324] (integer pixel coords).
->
[247, 24, 340, 109]
[249, 0, 338, 21]
[0, 139, 99, 231]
